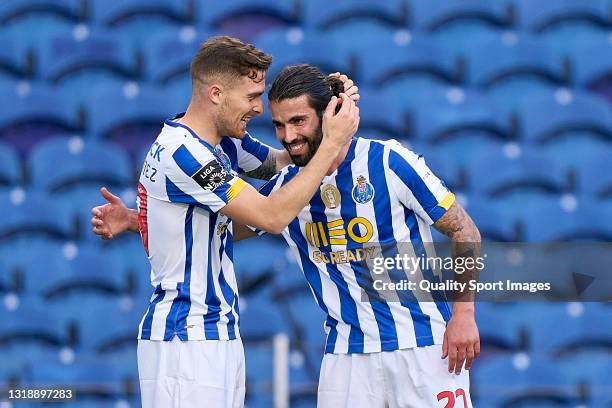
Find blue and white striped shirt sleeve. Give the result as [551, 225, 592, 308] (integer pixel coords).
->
[386, 144, 455, 224]
[233, 132, 271, 173]
[166, 143, 247, 212]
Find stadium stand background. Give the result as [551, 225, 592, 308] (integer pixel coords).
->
[0, 0, 611, 406]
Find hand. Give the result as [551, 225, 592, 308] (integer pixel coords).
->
[441, 309, 480, 374]
[322, 93, 360, 150]
[91, 187, 130, 240]
[329, 72, 360, 103]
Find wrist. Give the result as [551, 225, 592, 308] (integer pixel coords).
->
[452, 301, 475, 316]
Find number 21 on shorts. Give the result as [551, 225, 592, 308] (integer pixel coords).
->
[437, 388, 468, 408]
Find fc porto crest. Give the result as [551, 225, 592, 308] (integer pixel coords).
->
[321, 184, 341, 209]
[215, 146, 232, 172]
[352, 175, 375, 204]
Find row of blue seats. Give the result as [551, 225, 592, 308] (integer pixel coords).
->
[2, 26, 611, 88]
[0, 134, 610, 194]
[1, 0, 610, 33]
[0, 84, 610, 147]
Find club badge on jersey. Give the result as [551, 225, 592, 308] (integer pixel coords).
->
[352, 175, 375, 204]
[215, 145, 232, 172]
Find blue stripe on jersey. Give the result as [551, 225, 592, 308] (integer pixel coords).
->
[220, 137, 239, 173]
[165, 178, 213, 212]
[241, 133, 269, 162]
[388, 149, 446, 222]
[368, 141, 434, 347]
[204, 211, 222, 340]
[164, 205, 194, 340]
[140, 284, 166, 340]
[282, 167, 340, 353]
[309, 176, 364, 353]
[217, 227, 237, 340]
[336, 140, 399, 352]
[173, 144, 203, 177]
[405, 208, 452, 323]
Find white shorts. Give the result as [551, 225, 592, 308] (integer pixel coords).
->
[317, 345, 471, 408]
[137, 338, 245, 408]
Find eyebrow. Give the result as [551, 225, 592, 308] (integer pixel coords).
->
[247, 91, 264, 97]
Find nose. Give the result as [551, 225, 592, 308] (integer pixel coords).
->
[252, 99, 264, 115]
[283, 125, 298, 144]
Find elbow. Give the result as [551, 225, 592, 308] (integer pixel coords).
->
[260, 214, 287, 235]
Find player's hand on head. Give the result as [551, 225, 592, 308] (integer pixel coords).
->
[329, 72, 360, 103]
[90, 187, 130, 240]
[441, 311, 480, 375]
[322, 93, 360, 149]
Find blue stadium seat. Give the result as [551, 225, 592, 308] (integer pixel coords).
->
[0, 141, 22, 186]
[577, 151, 612, 197]
[19, 243, 127, 300]
[105, 235, 151, 296]
[28, 356, 135, 402]
[353, 89, 411, 140]
[464, 34, 568, 91]
[197, 0, 299, 28]
[467, 147, 568, 198]
[463, 197, 520, 241]
[568, 38, 612, 89]
[524, 302, 612, 353]
[253, 28, 352, 81]
[410, 0, 511, 33]
[38, 29, 143, 86]
[244, 343, 274, 408]
[234, 235, 291, 280]
[28, 136, 132, 193]
[302, 0, 407, 30]
[91, 0, 194, 31]
[0, 189, 73, 243]
[472, 355, 584, 407]
[524, 199, 612, 241]
[240, 288, 291, 341]
[0, 0, 85, 25]
[517, 89, 612, 143]
[0, 298, 71, 354]
[0, 84, 83, 151]
[87, 84, 184, 155]
[0, 28, 35, 79]
[144, 28, 211, 85]
[513, 0, 610, 33]
[475, 303, 527, 353]
[350, 34, 460, 89]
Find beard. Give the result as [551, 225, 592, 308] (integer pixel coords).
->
[282, 125, 323, 167]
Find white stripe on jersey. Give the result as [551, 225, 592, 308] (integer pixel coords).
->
[137, 115, 268, 341]
[257, 137, 454, 354]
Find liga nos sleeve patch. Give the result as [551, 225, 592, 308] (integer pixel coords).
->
[192, 159, 232, 191]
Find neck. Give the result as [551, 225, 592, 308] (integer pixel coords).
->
[326, 138, 352, 176]
[176, 102, 222, 146]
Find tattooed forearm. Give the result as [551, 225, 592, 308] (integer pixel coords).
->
[434, 201, 482, 302]
[245, 151, 278, 181]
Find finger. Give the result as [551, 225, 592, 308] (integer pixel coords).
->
[100, 187, 121, 204]
[339, 74, 348, 82]
[455, 347, 466, 375]
[328, 72, 340, 78]
[474, 339, 481, 357]
[91, 206, 103, 217]
[465, 344, 476, 371]
[91, 217, 104, 227]
[324, 96, 339, 118]
[343, 79, 354, 92]
[448, 346, 457, 374]
[338, 93, 354, 115]
[442, 332, 448, 359]
[350, 93, 360, 102]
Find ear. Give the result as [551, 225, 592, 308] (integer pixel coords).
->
[207, 83, 223, 105]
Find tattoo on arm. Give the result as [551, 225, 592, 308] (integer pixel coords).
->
[434, 202, 482, 302]
[245, 152, 277, 181]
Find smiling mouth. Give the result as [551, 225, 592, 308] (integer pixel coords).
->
[287, 141, 307, 155]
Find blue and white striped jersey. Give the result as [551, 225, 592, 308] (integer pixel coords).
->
[256, 137, 454, 354]
[136, 114, 269, 341]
